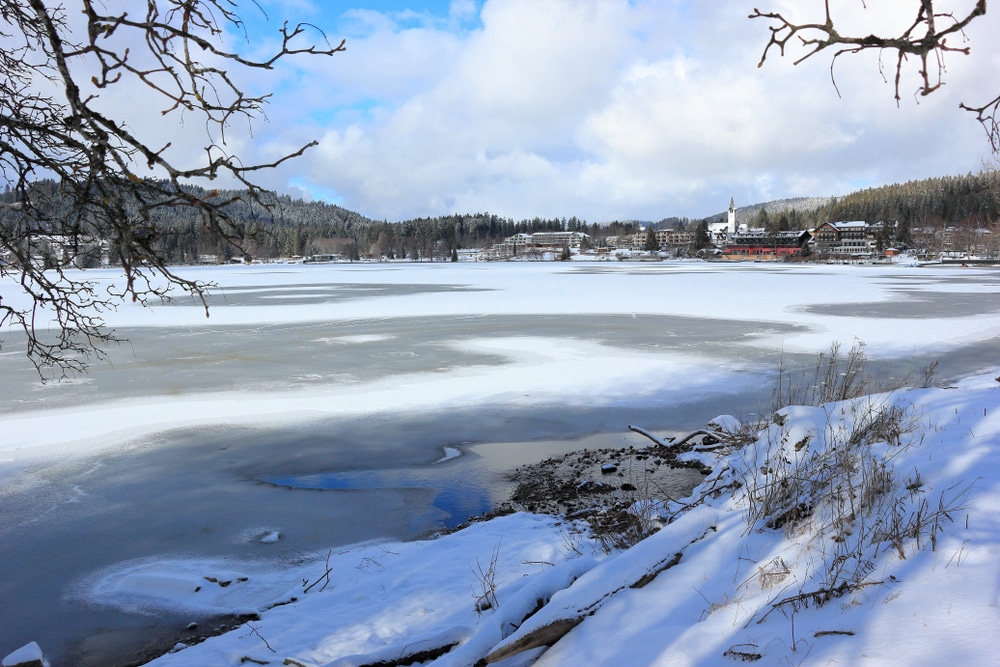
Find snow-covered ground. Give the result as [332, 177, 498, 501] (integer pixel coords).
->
[97, 371, 1000, 667]
[3, 260, 1000, 666]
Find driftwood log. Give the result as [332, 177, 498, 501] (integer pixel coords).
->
[628, 425, 729, 450]
[481, 515, 720, 665]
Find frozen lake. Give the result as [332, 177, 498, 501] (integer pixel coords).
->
[3, 261, 1000, 665]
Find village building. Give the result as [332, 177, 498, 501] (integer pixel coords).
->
[720, 229, 810, 260]
[21, 235, 111, 269]
[483, 199, 923, 263]
[811, 221, 876, 258]
[707, 196, 739, 244]
[658, 228, 694, 251]
[620, 228, 694, 252]
[489, 231, 589, 259]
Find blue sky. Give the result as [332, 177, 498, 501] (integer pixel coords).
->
[157, 1, 1000, 222]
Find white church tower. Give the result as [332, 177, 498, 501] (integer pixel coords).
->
[727, 196, 737, 235]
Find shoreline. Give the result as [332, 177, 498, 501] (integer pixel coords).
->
[74, 429, 718, 667]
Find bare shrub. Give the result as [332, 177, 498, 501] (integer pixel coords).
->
[754, 557, 791, 590]
[303, 549, 334, 593]
[471, 541, 502, 614]
[773, 339, 938, 410]
[591, 507, 650, 553]
[773, 339, 873, 408]
[743, 397, 921, 536]
[742, 395, 970, 622]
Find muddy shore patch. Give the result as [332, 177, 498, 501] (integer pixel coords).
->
[462, 436, 715, 542]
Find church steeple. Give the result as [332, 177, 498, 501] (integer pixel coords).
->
[727, 197, 736, 235]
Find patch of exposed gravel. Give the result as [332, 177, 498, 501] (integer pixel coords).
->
[460, 436, 715, 540]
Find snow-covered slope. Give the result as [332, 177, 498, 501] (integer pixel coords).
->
[95, 371, 1000, 667]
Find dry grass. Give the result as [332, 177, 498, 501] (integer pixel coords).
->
[471, 541, 502, 614]
[772, 339, 937, 409]
[736, 341, 970, 622]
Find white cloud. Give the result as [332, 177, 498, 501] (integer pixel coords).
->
[85, 0, 997, 221]
[449, 0, 478, 23]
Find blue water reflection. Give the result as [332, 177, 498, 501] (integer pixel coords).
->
[264, 466, 493, 529]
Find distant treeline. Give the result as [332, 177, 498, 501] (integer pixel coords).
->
[238, 207, 643, 261]
[1, 179, 641, 262]
[4, 170, 999, 262]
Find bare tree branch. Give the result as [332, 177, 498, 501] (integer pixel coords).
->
[0, 1, 344, 379]
[750, 1, 994, 148]
[961, 93, 1000, 150]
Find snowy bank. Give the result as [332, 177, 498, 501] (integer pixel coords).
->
[88, 369, 1000, 667]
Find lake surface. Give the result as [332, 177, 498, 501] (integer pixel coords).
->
[2, 261, 999, 666]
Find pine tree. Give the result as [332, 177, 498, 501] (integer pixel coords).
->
[644, 227, 659, 251]
[695, 221, 711, 249]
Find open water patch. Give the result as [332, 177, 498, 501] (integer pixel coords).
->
[262, 464, 491, 530]
[799, 289, 1000, 319]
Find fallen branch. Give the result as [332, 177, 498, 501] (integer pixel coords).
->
[675, 429, 724, 447]
[241, 623, 276, 654]
[360, 641, 461, 667]
[756, 580, 885, 625]
[628, 425, 726, 449]
[627, 424, 675, 447]
[304, 550, 334, 593]
[723, 644, 762, 662]
[482, 618, 584, 665]
[813, 629, 855, 638]
[481, 514, 721, 664]
[316, 627, 471, 667]
[482, 551, 685, 664]
[630, 552, 682, 589]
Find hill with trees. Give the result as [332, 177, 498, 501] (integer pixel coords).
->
[5, 171, 999, 266]
[2, 180, 642, 264]
[707, 171, 1000, 241]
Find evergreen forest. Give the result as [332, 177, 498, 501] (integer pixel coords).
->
[3, 170, 999, 264]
